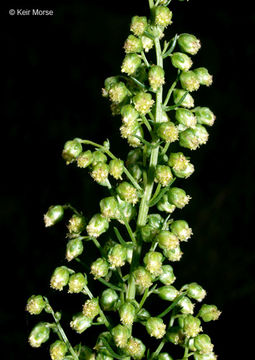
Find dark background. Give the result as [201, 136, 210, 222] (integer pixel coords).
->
[2, 0, 255, 358]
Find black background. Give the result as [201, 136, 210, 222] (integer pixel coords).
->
[2, 0, 255, 359]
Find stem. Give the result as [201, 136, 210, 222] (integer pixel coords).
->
[151, 339, 165, 359]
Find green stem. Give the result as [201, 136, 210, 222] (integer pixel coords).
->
[151, 339, 165, 359]
[141, 51, 150, 67]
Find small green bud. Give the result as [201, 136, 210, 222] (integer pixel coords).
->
[177, 296, 194, 314]
[133, 91, 154, 115]
[28, 322, 50, 348]
[109, 159, 124, 180]
[157, 286, 179, 301]
[159, 265, 176, 285]
[102, 76, 119, 97]
[146, 317, 166, 339]
[124, 35, 143, 53]
[120, 118, 138, 139]
[137, 308, 151, 321]
[179, 128, 200, 150]
[126, 148, 142, 166]
[121, 104, 139, 122]
[129, 163, 143, 182]
[168, 152, 194, 179]
[77, 150, 93, 168]
[100, 196, 118, 220]
[108, 244, 127, 268]
[171, 52, 193, 72]
[62, 139, 83, 164]
[66, 238, 83, 261]
[109, 82, 128, 104]
[130, 16, 147, 36]
[140, 224, 156, 243]
[26, 295, 45, 315]
[157, 194, 176, 214]
[157, 122, 179, 143]
[180, 71, 200, 92]
[192, 124, 209, 145]
[50, 266, 70, 291]
[157, 353, 174, 360]
[187, 282, 207, 302]
[156, 230, 179, 250]
[147, 213, 164, 229]
[67, 214, 86, 234]
[194, 107, 216, 127]
[119, 302, 136, 325]
[180, 314, 202, 338]
[96, 354, 113, 360]
[127, 125, 144, 148]
[141, 34, 154, 52]
[124, 337, 146, 359]
[44, 205, 64, 227]
[86, 213, 109, 238]
[91, 162, 109, 184]
[166, 326, 184, 345]
[50, 340, 67, 360]
[74, 345, 95, 360]
[194, 334, 214, 354]
[148, 65, 165, 91]
[171, 220, 192, 242]
[173, 89, 194, 108]
[154, 6, 173, 27]
[163, 245, 183, 262]
[83, 298, 100, 320]
[198, 304, 221, 322]
[92, 151, 107, 166]
[194, 352, 217, 360]
[168, 187, 191, 209]
[175, 108, 197, 128]
[144, 251, 163, 276]
[155, 165, 173, 187]
[100, 289, 119, 311]
[133, 266, 153, 289]
[112, 324, 131, 348]
[90, 258, 109, 279]
[70, 313, 92, 334]
[116, 198, 136, 224]
[193, 67, 213, 86]
[116, 181, 138, 205]
[68, 272, 86, 293]
[121, 53, 141, 75]
[178, 33, 201, 55]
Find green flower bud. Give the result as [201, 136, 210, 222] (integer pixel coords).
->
[130, 16, 147, 36]
[66, 238, 83, 261]
[157, 353, 174, 360]
[83, 298, 100, 320]
[119, 302, 136, 325]
[124, 35, 143, 53]
[91, 258, 109, 279]
[180, 71, 200, 92]
[109, 82, 128, 104]
[194, 352, 217, 360]
[100, 289, 119, 311]
[94, 332, 113, 356]
[112, 324, 131, 348]
[178, 33, 201, 55]
[133, 91, 154, 115]
[157, 286, 179, 301]
[62, 139, 83, 164]
[159, 265, 176, 285]
[67, 214, 86, 234]
[144, 251, 163, 276]
[28, 322, 50, 348]
[26, 295, 45, 315]
[194, 107, 216, 127]
[155, 165, 173, 187]
[96, 354, 113, 360]
[141, 34, 154, 53]
[166, 326, 184, 345]
[50, 340, 67, 360]
[108, 244, 127, 268]
[180, 314, 202, 338]
[127, 125, 144, 148]
[173, 89, 194, 108]
[198, 304, 221, 322]
[148, 65, 165, 91]
[120, 119, 138, 139]
[50, 266, 70, 291]
[194, 334, 214, 354]
[168, 152, 194, 179]
[44, 205, 64, 227]
[163, 245, 183, 262]
[177, 296, 194, 314]
[171, 52, 193, 72]
[133, 266, 153, 289]
[91, 162, 109, 184]
[109, 159, 124, 180]
[68, 272, 86, 293]
[86, 213, 109, 238]
[92, 151, 107, 166]
[102, 76, 119, 97]
[77, 150, 93, 168]
[157, 122, 179, 143]
[70, 313, 92, 334]
[146, 317, 166, 339]
[129, 163, 143, 182]
[137, 308, 151, 321]
[116, 182, 138, 205]
[187, 282, 207, 302]
[156, 230, 179, 250]
[192, 124, 209, 145]
[171, 220, 192, 242]
[168, 187, 191, 209]
[154, 6, 173, 27]
[74, 345, 95, 360]
[193, 67, 213, 86]
[116, 198, 136, 224]
[100, 196, 118, 220]
[148, 213, 164, 229]
[175, 108, 197, 128]
[121, 53, 141, 75]
[124, 337, 146, 359]
[179, 128, 200, 150]
[140, 224, 156, 243]
[126, 148, 142, 166]
[157, 194, 176, 214]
